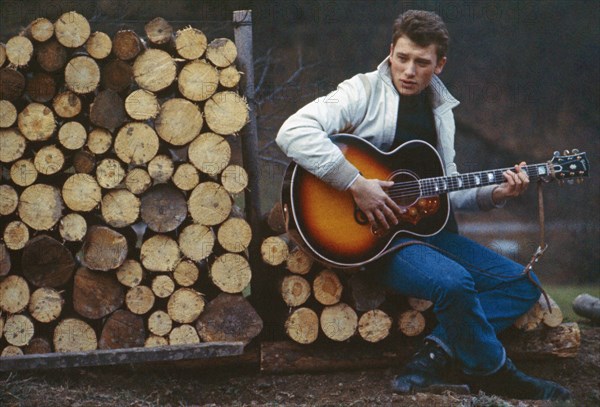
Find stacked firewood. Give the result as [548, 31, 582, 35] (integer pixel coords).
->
[260, 203, 570, 348]
[0, 12, 262, 357]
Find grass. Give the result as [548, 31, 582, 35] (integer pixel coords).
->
[543, 283, 600, 322]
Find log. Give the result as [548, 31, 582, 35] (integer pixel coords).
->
[90, 89, 126, 129]
[206, 38, 238, 68]
[62, 173, 102, 212]
[188, 132, 230, 176]
[86, 31, 112, 60]
[0, 314, 3, 339]
[53, 91, 82, 119]
[358, 309, 393, 343]
[0, 128, 26, 163]
[280, 275, 311, 307]
[81, 225, 128, 271]
[0, 243, 10, 276]
[22, 235, 75, 287]
[0, 68, 26, 101]
[148, 310, 173, 337]
[174, 27, 207, 60]
[73, 266, 124, 319]
[169, 324, 200, 345]
[18, 184, 63, 230]
[65, 56, 100, 94]
[28, 287, 63, 323]
[148, 154, 174, 183]
[125, 285, 155, 315]
[34, 144, 65, 175]
[112, 30, 142, 61]
[155, 98, 203, 146]
[398, 310, 426, 337]
[116, 259, 144, 288]
[313, 269, 343, 306]
[141, 184, 187, 232]
[101, 189, 141, 228]
[54, 318, 98, 352]
[54, 11, 91, 48]
[503, 322, 580, 359]
[0, 43, 5, 67]
[114, 122, 160, 165]
[24, 18, 54, 42]
[133, 49, 177, 92]
[96, 158, 126, 189]
[173, 260, 199, 287]
[172, 163, 200, 191]
[261, 235, 289, 266]
[188, 182, 232, 226]
[540, 295, 563, 328]
[151, 275, 175, 298]
[35, 39, 68, 72]
[1, 346, 23, 357]
[572, 293, 600, 322]
[217, 217, 252, 253]
[18, 102, 56, 141]
[10, 159, 38, 187]
[346, 272, 386, 312]
[124, 89, 159, 120]
[58, 121, 87, 150]
[219, 65, 242, 88]
[0, 184, 19, 216]
[140, 234, 181, 272]
[285, 307, 319, 344]
[145, 335, 169, 347]
[210, 253, 252, 294]
[59, 213, 87, 242]
[286, 247, 313, 276]
[23, 337, 52, 354]
[101, 59, 133, 92]
[0, 275, 30, 313]
[5, 36, 34, 67]
[4, 314, 35, 347]
[204, 91, 249, 135]
[125, 168, 152, 195]
[320, 302, 358, 342]
[221, 164, 248, 195]
[99, 310, 146, 350]
[0, 100, 17, 127]
[3, 220, 30, 250]
[408, 297, 433, 312]
[25, 72, 56, 103]
[72, 150, 96, 174]
[144, 17, 173, 45]
[168, 288, 205, 324]
[178, 224, 215, 262]
[196, 293, 263, 344]
[178, 59, 219, 101]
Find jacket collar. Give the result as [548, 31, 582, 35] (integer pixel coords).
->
[377, 57, 460, 112]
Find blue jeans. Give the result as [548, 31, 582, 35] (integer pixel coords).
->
[376, 230, 541, 375]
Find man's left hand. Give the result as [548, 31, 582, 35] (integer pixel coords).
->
[492, 161, 530, 204]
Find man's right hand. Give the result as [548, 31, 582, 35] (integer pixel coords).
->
[348, 175, 402, 230]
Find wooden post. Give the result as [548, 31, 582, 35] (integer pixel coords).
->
[233, 10, 267, 330]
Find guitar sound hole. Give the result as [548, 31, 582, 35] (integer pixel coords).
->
[388, 170, 420, 207]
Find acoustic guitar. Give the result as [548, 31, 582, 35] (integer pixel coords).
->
[281, 134, 589, 268]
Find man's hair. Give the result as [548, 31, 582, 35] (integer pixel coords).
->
[392, 10, 449, 60]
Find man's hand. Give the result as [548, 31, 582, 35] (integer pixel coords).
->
[492, 161, 530, 204]
[348, 175, 403, 230]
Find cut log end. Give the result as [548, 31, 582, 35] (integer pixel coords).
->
[285, 307, 319, 344]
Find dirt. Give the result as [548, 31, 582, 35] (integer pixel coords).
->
[1, 325, 598, 407]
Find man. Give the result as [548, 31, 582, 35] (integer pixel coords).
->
[276, 10, 570, 401]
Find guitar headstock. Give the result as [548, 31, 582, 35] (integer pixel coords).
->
[548, 149, 589, 183]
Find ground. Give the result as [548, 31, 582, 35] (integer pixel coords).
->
[1, 325, 598, 407]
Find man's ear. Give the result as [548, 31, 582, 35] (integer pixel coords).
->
[389, 43, 394, 58]
[434, 56, 447, 75]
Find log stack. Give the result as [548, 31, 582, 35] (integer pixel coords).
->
[0, 11, 261, 357]
[260, 202, 578, 359]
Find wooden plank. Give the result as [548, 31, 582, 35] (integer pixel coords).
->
[0, 341, 244, 372]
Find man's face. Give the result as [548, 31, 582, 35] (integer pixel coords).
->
[389, 36, 446, 96]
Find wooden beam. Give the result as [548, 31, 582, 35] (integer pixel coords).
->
[0, 342, 244, 372]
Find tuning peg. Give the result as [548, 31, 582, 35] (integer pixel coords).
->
[553, 151, 560, 157]
[567, 179, 575, 185]
[563, 149, 570, 155]
[572, 148, 580, 154]
[576, 178, 584, 184]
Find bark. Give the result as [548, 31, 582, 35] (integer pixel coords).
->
[73, 266, 125, 319]
[26, 72, 56, 103]
[346, 272, 386, 312]
[72, 150, 96, 174]
[503, 322, 580, 359]
[112, 30, 142, 61]
[141, 184, 187, 233]
[99, 310, 146, 350]
[101, 59, 133, 92]
[81, 225, 128, 271]
[90, 89, 126, 129]
[0, 243, 10, 276]
[0, 68, 26, 101]
[35, 39, 67, 72]
[22, 235, 75, 287]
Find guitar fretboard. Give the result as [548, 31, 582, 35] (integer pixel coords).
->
[417, 163, 550, 196]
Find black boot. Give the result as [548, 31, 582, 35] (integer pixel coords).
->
[466, 358, 571, 401]
[392, 340, 468, 394]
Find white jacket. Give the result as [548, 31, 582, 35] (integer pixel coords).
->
[276, 57, 499, 211]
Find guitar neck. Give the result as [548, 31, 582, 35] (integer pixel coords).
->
[419, 163, 551, 195]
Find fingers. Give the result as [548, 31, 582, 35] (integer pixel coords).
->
[502, 161, 530, 196]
